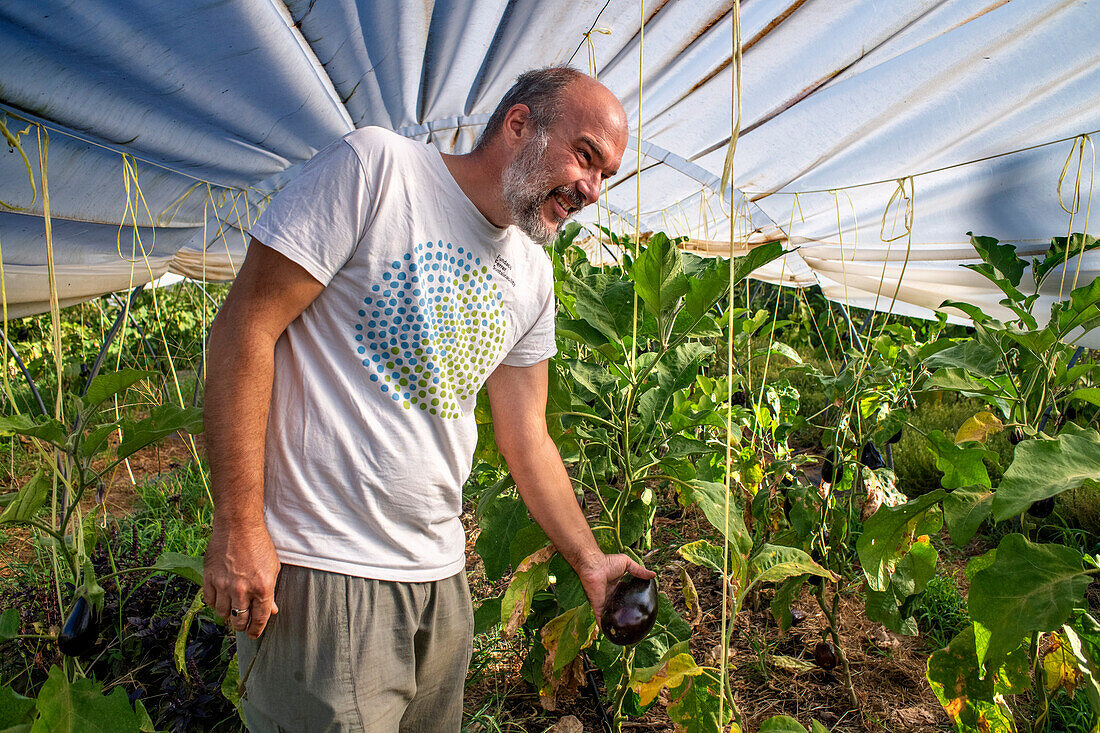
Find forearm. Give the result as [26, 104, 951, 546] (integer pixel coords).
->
[504, 430, 602, 571]
[204, 317, 276, 532]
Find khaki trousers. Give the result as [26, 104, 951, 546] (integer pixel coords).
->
[236, 564, 474, 733]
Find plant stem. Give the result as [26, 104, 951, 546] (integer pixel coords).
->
[1030, 630, 1048, 733]
[815, 582, 859, 711]
[610, 645, 635, 733]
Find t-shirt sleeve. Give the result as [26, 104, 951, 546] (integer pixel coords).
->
[249, 137, 371, 286]
[501, 280, 558, 367]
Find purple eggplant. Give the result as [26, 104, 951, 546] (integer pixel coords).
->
[601, 574, 658, 646]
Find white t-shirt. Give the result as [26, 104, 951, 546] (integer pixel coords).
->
[249, 127, 557, 582]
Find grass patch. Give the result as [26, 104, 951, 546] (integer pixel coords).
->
[912, 574, 969, 651]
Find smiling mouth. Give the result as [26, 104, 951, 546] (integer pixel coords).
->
[549, 188, 583, 219]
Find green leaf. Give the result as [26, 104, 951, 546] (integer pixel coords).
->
[942, 486, 994, 547]
[923, 341, 1001, 376]
[968, 233, 1025, 288]
[678, 541, 727, 575]
[631, 233, 689, 318]
[541, 604, 597, 674]
[857, 490, 945, 592]
[864, 535, 938, 635]
[682, 257, 730, 323]
[476, 495, 531, 580]
[220, 653, 241, 714]
[0, 415, 67, 446]
[566, 359, 621, 398]
[473, 596, 502, 635]
[81, 422, 120, 460]
[747, 545, 832, 589]
[969, 534, 1092, 670]
[0, 471, 49, 524]
[151, 552, 204, 586]
[0, 608, 19, 642]
[556, 318, 610, 350]
[666, 673, 730, 733]
[679, 480, 751, 557]
[82, 370, 157, 413]
[638, 343, 710, 428]
[770, 576, 806, 633]
[663, 435, 712, 460]
[758, 715, 809, 733]
[733, 240, 785, 284]
[30, 665, 141, 733]
[927, 625, 1029, 732]
[118, 405, 204, 460]
[0, 685, 34, 729]
[1034, 233, 1100, 285]
[1067, 387, 1100, 408]
[571, 277, 635, 344]
[926, 368, 995, 396]
[925, 431, 994, 490]
[993, 428, 1100, 520]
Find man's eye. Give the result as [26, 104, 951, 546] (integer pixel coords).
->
[579, 150, 591, 163]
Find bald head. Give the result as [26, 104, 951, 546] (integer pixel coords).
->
[477, 67, 626, 152]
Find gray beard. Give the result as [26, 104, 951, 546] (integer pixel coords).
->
[501, 131, 560, 246]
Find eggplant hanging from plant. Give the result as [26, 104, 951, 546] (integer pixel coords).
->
[1027, 496, 1055, 518]
[58, 596, 100, 657]
[861, 442, 885, 471]
[808, 549, 824, 588]
[886, 427, 903, 445]
[601, 574, 658, 646]
[820, 447, 842, 484]
[814, 640, 838, 670]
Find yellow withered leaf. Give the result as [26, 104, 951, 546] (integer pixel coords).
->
[955, 411, 1004, 445]
[1044, 633, 1083, 697]
[630, 653, 704, 707]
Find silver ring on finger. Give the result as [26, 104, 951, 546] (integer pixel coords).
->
[231, 607, 250, 618]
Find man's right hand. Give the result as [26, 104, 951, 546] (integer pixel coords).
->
[203, 522, 282, 639]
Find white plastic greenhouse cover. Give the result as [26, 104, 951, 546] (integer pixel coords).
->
[0, 0, 1098, 342]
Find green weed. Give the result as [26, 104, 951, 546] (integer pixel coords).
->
[913, 574, 969, 650]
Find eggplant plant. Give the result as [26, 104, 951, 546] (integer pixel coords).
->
[0, 368, 205, 730]
[476, 226, 833, 732]
[856, 233, 1100, 732]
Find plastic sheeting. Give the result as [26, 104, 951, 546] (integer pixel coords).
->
[0, 0, 1097, 336]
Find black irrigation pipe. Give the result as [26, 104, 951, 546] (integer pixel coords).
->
[1, 330, 48, 416]
[80, 285, 145, 399]
[582, 654, 613, 733]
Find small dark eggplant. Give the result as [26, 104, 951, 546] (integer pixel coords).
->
[58, 597, 99, 657]
[808, 549, 824, 588]
[601, 574, 658, 646]
[814, 641, 838, 670]
[886, 428, 903, 445]
[821, 447, 842, 484]
[1027, 497, 1055, 519]
[789, 608, 807, 627]
[861, 442, 885, 471]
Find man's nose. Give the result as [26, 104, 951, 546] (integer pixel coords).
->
[577, 170, 601, 206]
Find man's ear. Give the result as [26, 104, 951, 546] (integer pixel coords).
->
[501, 103, 532, 148]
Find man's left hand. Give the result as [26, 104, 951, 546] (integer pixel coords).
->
[575, 552, 656, 618]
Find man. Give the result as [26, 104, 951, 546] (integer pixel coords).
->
[202, 67, 652, 732]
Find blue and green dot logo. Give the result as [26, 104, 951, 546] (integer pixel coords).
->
[352, 240, 506, 418]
